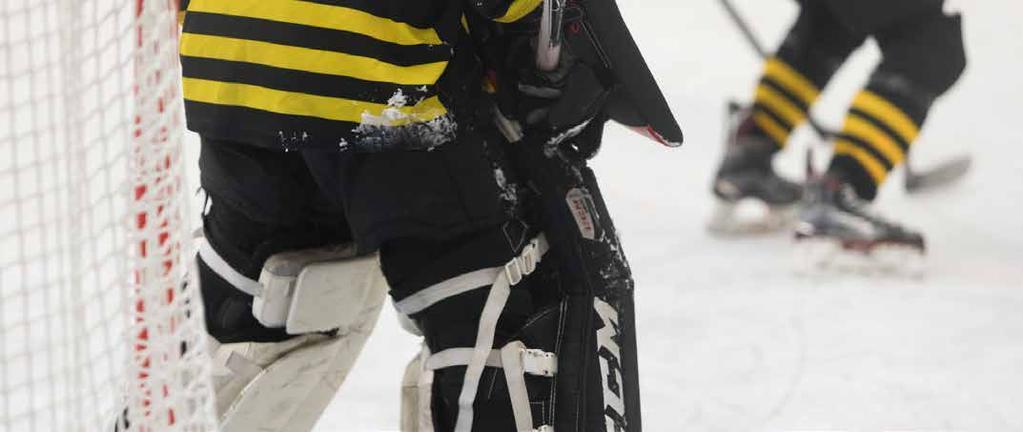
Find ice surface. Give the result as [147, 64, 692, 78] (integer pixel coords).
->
[307, 0, 1023, 430]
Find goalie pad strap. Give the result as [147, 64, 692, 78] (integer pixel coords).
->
[198, 239, 263, 296]
[501, 341, 535, 432]
[396, 235, 551, 432]
[394, 236, 549, 316]
[454, 258, 512, 432]
[452, 235, 549, 432]
[425, 346, 557, 377]
[415, 342, 557, 432]
[394, 267, 501, 316]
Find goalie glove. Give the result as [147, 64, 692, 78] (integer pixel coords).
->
[491, 9, 610, 146]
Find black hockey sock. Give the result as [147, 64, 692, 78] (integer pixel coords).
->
[828, 83, 931, 201]
[828, 9, 965, 201]
[749, 58, 820, 149]
[749, 4, 865, 149]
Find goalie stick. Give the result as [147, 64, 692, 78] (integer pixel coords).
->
[718, 0, 972, 193]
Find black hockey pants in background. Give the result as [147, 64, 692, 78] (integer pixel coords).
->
[763, 0, 967, 199]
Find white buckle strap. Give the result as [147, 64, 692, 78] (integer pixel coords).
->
[501, 341, 535, 432]
[505, 237, 546, 285]
[426, 348, 503, 370]
[396, 236, 550, 316]
[394, 267, 502, 316]
[428, 342, 557, 432]
[425, 346, 557, 378]
[453, 266, 511, 432]
[520, 348, 557, 377]
[452, 234, 550, 432]
[198, 239, 263, 297]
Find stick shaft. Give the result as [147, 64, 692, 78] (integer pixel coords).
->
[537, 0, 566, 71]
[718, 0, 838, 139]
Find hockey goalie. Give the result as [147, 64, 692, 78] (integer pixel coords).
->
[174, 0, 680, 430]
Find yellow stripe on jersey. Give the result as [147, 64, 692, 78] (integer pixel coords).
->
[183, 78, 448, 125]
[180, 33, 447, 86]
[763, 58, 820, 106]
[755, 83, 806, 127]
[494, 0, 544, 23]
[852, 90, 920, 145]
[752, 112, 790, 148]
[834, 139, 888, 185]
[185, 0, 443, 46]
[843, 114, 906, 166]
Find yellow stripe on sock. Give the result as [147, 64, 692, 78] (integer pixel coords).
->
[494, 0, 544, 23]
[833, 139, 888, 185]
[752, 112, 790, 148]
[755, 84, 806, 127]
[185, 0, 443, 46]
[182, 78, 448, 125]
[852, 90, 920, 145]
[180, 33, 447, 86]
[842, 114, 906, 166]
[764, 58, 820, 106]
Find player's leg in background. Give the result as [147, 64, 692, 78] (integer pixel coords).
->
[795, 0, 966, 262]
[196, 138, 387, 432]
[709, 1, 867, 234]
[824, 0, 967, 202]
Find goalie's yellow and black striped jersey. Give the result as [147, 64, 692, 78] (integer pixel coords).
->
[178, 0, 541, 150]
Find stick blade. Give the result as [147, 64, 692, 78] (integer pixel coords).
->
[905, 155, 973, 193]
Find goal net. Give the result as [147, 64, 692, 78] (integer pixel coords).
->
[0, 0, 216, 430]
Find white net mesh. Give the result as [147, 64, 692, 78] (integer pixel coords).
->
[0, 0, 216, 430]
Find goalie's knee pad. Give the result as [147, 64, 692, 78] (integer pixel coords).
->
[199, 242, 388, 432]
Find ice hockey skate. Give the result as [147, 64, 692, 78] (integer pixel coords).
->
[794, 174, 925, 275]
[707, 104, 804, 235]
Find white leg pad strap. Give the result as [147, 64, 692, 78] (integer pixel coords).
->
[397, 235, 555, 432]
[401, 342, 558, 432]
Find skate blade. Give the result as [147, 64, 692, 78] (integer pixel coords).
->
[707, 200, 797, 236]
[792, 237, 926, 278]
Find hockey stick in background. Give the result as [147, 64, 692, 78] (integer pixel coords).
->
[718, 0, 972, 193]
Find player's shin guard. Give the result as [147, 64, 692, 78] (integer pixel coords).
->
[198, 241, 387, 432]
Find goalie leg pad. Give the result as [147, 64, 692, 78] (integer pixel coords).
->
[393, 230, 580, 432]
[213, 281, 385, 432]
[207, 249, 388, 432]
[392, 220, 637, 432]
